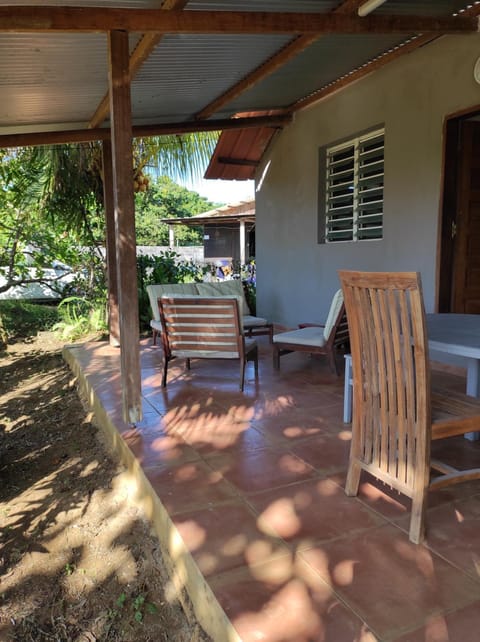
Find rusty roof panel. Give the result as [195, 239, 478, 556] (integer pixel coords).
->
[205, 112, 280, 180]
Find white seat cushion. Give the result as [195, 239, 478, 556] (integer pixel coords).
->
[243, 315, 269, 327]
[273, 326, 326, 347]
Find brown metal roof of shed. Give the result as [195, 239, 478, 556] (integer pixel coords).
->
[204, 112, 281, 180]
[161, 199, 255, 226]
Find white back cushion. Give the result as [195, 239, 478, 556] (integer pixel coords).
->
[146, 283, 198, 321]
[196, 280, 251, 315]
[323, 289, 344, 341]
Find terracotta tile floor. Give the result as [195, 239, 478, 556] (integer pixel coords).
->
[64, 338, 480, 642]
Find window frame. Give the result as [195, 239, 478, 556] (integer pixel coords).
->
[318, 127, 385, 244]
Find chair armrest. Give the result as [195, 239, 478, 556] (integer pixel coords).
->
[298, 323, 325, 329]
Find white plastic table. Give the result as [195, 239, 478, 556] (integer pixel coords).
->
[343, 314, 480, 439]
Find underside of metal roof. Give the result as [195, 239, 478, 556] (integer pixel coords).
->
[0, 0, 478, 147]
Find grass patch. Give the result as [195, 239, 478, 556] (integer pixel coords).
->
[0, 300, 60, 341]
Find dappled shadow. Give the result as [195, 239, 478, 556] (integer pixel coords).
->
[0, 343, 210, 642]
[0, 348, 64, 396]
[59, 338, 480, 641]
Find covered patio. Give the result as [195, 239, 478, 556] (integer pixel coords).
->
[3, 3, 480, 640]
[64, 335, 480, 642]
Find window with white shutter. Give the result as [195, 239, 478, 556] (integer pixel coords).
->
[325, 129, 384, 242]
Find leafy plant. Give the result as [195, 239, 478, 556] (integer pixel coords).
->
[109, 592, 158, 626]
[136, 251, 208, 330]
[53, 296, 107, 341]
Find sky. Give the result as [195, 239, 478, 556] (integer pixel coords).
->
[182, 177, 255, 206]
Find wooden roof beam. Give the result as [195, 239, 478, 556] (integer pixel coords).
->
[0, 8, 476, 35]
[88, 0, 189, 129]
[0, 114, 292, 149]
[195, 1, 365, 120]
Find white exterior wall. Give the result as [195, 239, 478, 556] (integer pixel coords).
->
[256, 34, 480, 327]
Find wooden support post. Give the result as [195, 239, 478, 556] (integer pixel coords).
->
[108, 30, 142, 424]
[169, 224, 175, 248]
[102, 140, 120, 347]
[239, 220, 246, 266]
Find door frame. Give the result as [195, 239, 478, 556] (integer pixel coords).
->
[438, 104, 480, 312]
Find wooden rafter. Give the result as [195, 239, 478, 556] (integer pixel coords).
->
[195, 0, 365, 120]
[289, 34, 439, 113]
[88, 0, 189, 129]
[288, 2, 480, 114]
[287, 2, 480, 113]
[0, 114, 292, 149]
[0, 8, 476, 35]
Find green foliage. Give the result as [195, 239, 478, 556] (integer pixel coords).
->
[0, 301, 60, 340]
[109, 591, 158, 626]
[137, 251, 208, 330]
[135, 175, 216, 246]
[53, 296, 107, 341]
[242, 280, 256, 316]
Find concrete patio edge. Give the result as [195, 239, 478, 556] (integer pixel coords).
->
[62, 344, 242, 642]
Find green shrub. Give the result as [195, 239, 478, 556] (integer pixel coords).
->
[53, 296, 107, 341]
[137, 251, 208, 331]
[0, 300, 60, 341]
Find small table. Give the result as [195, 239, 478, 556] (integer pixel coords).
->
[426, 314, 480, 398]
[343, 313, 480, 438]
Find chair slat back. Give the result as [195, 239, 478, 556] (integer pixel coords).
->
[159, 296, 244, 359]
[339, 271, 431, 496]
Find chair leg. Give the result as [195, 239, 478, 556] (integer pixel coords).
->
[153, 329, 157, 346]
[268, 324, 274, 344]
[186, 358, 191, 370]
[273, 345, 280, 370]
[327, 349, 339, 376]
[409, 488, 428, 544]
[345, 459, 362, 497]
[161, 357, 169, 387]
[240, 357, 246, 392]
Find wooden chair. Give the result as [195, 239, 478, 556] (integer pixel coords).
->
[158, 295, 258, 391]
[339, 270, 480, 544]
[272, 289, 349, 375]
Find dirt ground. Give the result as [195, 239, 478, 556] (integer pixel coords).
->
[0, 331, 211, 642]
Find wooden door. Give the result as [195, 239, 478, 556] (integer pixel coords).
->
[451, 121, 480, 313]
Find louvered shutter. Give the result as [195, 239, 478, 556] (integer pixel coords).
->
[325, 129, 384, 242]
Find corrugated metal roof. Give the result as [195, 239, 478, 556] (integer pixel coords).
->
[218, 32, 410, 118]
[132, 33, 291, 123]
[0, 0, 477, 148]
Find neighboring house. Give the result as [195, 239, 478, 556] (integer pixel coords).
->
[161, 200, 256, 266]
[247, 34, 480, 328]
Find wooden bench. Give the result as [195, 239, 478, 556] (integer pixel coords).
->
[158, 295, 258, 391]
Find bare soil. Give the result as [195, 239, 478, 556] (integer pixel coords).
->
[0, 332, 211, 642]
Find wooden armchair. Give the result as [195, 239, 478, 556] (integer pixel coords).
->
[272, 289, 349, 375]
[339, 270, 480, 544]
[158, 295, 258, 391]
